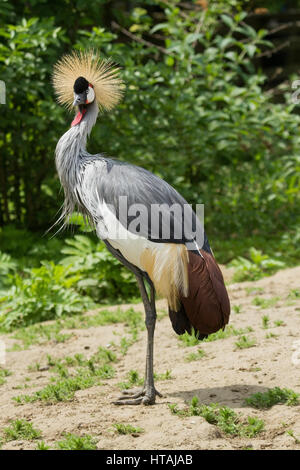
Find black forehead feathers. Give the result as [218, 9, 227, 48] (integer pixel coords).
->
[74, 76, 89, 94]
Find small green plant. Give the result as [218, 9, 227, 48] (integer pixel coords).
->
[233, 305, 242, 314]
[169, 398, 264, 437]
[0, 251, 17, 289]
[185, 348, 206, 362]
[261, 315, 270, 329]
[55, 433, 97, 450]
[265, 332, 279, 339]
[230, 248, 285, 282]
[245, 387, 299, 409]
[286, 430, 300, 444]
[118, 370, 144, 390]
[0, 368, 12, 385]
[4, 419, 41, 441]
[13, 347, 116, 404]
[168, 403, 185, 416]
[235, 335, 256, 349]
[178, 328, 202, 347]
[245, 287, 264, 296]
[252, 297, 279, 309]
[7, 307, 143, 350]
[120, 336, 133, 355]
[154, 370, 173, 381]
[36, 441, 51, 450]
[243, 416, 265, 438]
[274, 320, 285, 327]
[203, 326, 253, 343]
[113, 423, 144, 435]
[28, 362, 41, 372]
[288, 289, 300, 300]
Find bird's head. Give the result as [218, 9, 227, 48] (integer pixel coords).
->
[71, 76, 96, 126]
[53, 50, 124, 127]
[73, 76, 95, 107]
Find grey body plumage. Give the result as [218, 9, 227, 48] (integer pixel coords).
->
[55, 100, 210, 252]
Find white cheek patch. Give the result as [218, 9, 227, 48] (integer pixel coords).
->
[86, 85, 95, 104]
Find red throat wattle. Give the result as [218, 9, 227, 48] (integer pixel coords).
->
[71, 108, 87, 127]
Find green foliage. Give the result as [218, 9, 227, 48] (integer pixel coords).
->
[185, 348, 206, 362]
[0, 367, 12, 385]
[36, 441, 51, 450]
[4, 419, 41, 441]
[0, 251, 17, 291]
[203, 325, 253, 342]
[55, 433, 97, 450]
[169, 397, 265, 437]
[261, 315, 270, 329]
[60, 234, 137, 303]
[0, 0, 299, 317]
[13, 346, 116, 404]
[112, 423, 144, 435]
[252, 296, 279, 309]
[0, 261, 94, 330]
[154, 369, 173, 381]
[178, 328, 202, 347]
[118, 370, 144, 390]
[0, 0, 299, 242]
[9, 307, 143, 349]
[286, 429, 300, 444]
[245, 387, 299, 409]
[230, 248, 285, 282]
[234, 335, 256, 349]
[232, 304, 242, 314]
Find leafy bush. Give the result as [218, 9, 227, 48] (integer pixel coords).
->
[0, 0, 299, 317]
[229, 247, 285, 281]
[60, 234, 138, 303]
[0, 251, 17, 290]
[4, 419, 41, 441]
[55, 433, 97, 450]
[0, 0, 299, 243]
[0, 262, 93, 330]
[245, 387, 299, 409]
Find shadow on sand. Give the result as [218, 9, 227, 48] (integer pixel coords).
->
[163, 384, 270, 408]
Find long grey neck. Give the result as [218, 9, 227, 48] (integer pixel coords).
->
[55, 100, 99, 224]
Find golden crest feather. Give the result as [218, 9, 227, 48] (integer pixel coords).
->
[52, 50, 124, 111]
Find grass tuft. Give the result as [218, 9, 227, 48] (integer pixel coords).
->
[245, 387, 299, 409]
[185, 348, 206, 362]
[169, 397, 264, 437]
[113, 423, 144, 435]
[55, 433, 97, 450]
[4, 419, 41, 441]
[235, 335, 256, 349]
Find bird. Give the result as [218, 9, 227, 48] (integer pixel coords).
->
[52, 50, 230, 406]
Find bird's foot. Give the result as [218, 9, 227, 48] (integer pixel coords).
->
[113, 386, 162, 406]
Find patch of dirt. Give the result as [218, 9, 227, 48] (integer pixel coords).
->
[0, 266, 300, 450]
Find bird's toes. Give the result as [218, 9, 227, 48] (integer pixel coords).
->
[121, 387, 145, 397]
[142, 395, 156, 405]
[113, 397, 143, 406]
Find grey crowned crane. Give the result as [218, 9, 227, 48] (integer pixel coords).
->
[53, 50, 230, 405]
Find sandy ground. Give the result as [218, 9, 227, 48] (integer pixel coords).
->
[0, 266, 300, 450]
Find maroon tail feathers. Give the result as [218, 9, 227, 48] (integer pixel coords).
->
[168, 250, 230, 338]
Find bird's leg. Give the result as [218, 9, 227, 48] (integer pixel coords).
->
[113, 275, 162, 405]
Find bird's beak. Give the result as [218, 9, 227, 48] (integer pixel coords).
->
[73, 92, 86, 107]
